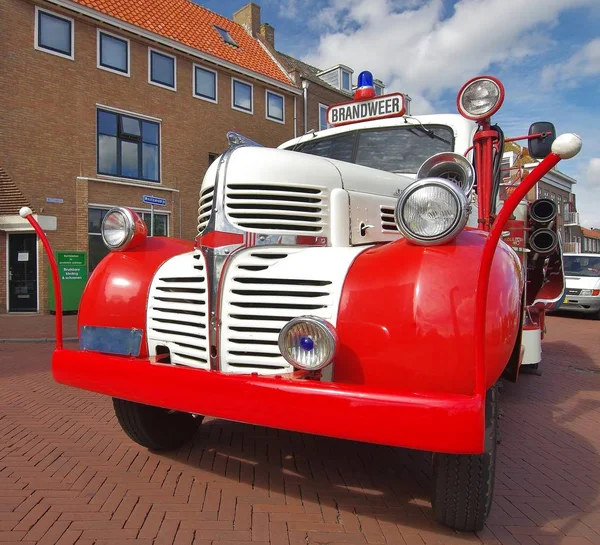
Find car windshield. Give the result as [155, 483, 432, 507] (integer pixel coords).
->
[290, 125, 454, 174]
[564, 256, 600, 277]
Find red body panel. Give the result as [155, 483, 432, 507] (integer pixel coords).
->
[335, 230, 523, 395]
[52, 348, 484, 454]
[78, 237, 194, 356]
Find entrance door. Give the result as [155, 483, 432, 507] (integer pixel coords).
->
[8, 233, 38, 312]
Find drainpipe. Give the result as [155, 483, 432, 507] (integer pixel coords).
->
[293, 96, 297, 138]
[302, 80, 309, 134]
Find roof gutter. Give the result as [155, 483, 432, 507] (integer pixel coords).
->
[41, 0, 302, 96]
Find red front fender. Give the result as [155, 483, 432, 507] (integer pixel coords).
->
[335, 230, 523, 395]
[78, 237, 194, 356]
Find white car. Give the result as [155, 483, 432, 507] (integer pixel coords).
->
[560, 253, 600, 318]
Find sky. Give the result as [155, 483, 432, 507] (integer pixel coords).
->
[196, 0, 600, 229]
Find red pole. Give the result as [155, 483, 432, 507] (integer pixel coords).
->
[19, 207, 63, 349]
[473, 153, 561, 395]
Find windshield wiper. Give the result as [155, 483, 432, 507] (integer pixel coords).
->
[404, 117, 453, 146]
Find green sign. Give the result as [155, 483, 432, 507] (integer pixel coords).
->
[48, 251, 88, 313]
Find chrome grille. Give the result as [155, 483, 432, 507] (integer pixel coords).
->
[197, 185, 215, 234]
[220, 247, 336, 374]
[225, 183, 328, 234]
[381, 206, 398, 232]
[147, 252, 210, 369]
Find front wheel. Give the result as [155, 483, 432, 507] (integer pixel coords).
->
[113, 398, 202, 451]
[431, 384, 498, 532]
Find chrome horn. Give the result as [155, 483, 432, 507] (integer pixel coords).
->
[416, 152, 475, 196]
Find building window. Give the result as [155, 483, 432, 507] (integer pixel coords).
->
[88, 207, 168, 271]
[193, 65, 217, 102]
[214, 26, 238, 47]
[35, 7, 74, 60]
[266, 90, 284, 123]
[374, 83, 384, 96]
[341, 70, 351, 92]
[543, 189, 549, 198]
[232, 79, 253, 114]
[319, 104, 329, 131]
[557, 195, 562, 215]
[97, 30, 129, 76]
[149, 48, 176, 90]
[97, 109, 160, 182]
[550, 193, 556, 202]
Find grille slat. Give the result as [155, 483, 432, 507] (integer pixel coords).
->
[220, 248, 337, 375]
[380, 206, 399, 233]
[197, 185, 215, 233]
[226, 183, 327, 235]
[147, 251, 210, 369]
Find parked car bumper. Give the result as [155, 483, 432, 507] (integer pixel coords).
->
[560, 295, 600, 314]
[52, 348, 485, 455]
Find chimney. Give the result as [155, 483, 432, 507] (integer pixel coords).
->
[259, 23, 275, 48]
[233, 3, 261, 37]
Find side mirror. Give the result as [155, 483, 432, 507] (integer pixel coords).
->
[528, 122, 556, 159]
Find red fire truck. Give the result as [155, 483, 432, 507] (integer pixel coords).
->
[25, 73, 581, 532]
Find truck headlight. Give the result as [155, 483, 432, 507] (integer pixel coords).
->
[580, 289, 593, 297]
[101, 207, 147, 251]
[394, 178, 469, 245]
[278, 316, 337, 371]
[457, 76, 505, 120]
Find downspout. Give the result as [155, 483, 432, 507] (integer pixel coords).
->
[293, 96, 297, 138]
[302, 80, 309, 134]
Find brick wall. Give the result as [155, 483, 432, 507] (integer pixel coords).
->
[1, 0, 298, 312]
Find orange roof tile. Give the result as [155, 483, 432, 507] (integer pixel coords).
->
[69, 0, 292, 86]
[582, 227, 600, 240]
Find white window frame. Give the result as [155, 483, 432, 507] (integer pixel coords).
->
[97, 28, 130, 77]
[318, 103, 329, 131]
[193, 64, 218, 104]
[341, 69, 351, 92]
[265, 90, 285, 124]
[34, 6, 74, 61]
[231, 78, 253, 115]
[148, 47, 177, 91]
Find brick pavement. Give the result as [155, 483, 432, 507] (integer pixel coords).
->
[0, 314, 78, 341]
[0, 313, 599, 545]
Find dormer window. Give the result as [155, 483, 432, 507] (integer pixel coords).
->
[214, 26, 238, 47]
[341, 70, 351, 92]
[374, 83, 385, 96]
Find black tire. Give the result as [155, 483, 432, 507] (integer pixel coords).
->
[113, 398, 202, 451]
[432, 384, 498, 532]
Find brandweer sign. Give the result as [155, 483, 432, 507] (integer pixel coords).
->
[327, 93, 406, 127]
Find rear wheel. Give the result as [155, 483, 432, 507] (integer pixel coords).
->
[113, 398, 202, 451]
[431, 384, 498, 532]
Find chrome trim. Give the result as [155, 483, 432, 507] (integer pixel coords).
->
[416, 152, 475, 197]
[394, 177, 469, 246]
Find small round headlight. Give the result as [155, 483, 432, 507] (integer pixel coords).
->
[457, 76, 504, 120]
[101, 207, 146, 251]
[394, 178, 469, 245]
[278, 316, 337, 371]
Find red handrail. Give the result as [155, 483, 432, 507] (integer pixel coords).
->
[19, 208, 63, 349]
[473, 152, 561, 395]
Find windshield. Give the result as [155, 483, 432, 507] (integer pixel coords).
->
[564, 256, 600, 277]
[290, 125, 454, 174]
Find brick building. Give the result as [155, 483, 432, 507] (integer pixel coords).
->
[1, 0, 305, 313]
[502, 145, 576, 244]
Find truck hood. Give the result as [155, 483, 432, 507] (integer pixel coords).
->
[224, 147, 415, 199]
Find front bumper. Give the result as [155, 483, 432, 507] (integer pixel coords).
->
[560, 295, 600, 314]
[52, 348, 485, 455]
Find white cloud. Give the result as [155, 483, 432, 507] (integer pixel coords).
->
[541, 39, 600, 87]
[576, 158, 600, 228]
[303, 0, 595, 112]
